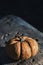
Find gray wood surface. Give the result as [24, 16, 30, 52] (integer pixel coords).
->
[0, 15, 43, 65]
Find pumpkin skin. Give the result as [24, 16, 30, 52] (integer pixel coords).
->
[5, 36, 39, 60]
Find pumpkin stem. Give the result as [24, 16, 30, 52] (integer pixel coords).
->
[20, 38, 24, 42]
[15, 32, 25, 42]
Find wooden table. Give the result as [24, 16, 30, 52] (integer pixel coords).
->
[0, 15, 43, 65]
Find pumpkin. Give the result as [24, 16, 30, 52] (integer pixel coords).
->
[5, 35, 39, 60]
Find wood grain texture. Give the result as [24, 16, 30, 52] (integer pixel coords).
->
[0, 15, 43, 65]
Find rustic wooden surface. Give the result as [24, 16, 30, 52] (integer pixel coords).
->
[0, 15, 43, 65]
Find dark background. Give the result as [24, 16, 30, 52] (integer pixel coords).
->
[0, 0, 43, 32]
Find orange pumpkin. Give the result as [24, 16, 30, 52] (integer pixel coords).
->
[5, 35, 39, 60]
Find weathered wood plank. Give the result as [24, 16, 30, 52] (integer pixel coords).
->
[0, 15, 43, 65]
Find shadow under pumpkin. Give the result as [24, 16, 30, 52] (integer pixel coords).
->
[0, 47, 20, 65]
